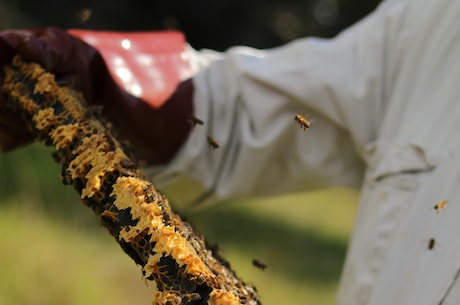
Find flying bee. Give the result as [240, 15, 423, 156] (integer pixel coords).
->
[207, 136, 220, 149]
[76, 8, 92, 24]
[188, 115, 204, 127]
[294, 114, 312, 130]
[433, 200, 448, 214]
[427, 238, 436, 250]
[252, 259, 267, 271]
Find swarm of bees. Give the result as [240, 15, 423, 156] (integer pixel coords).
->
[192, 113, 312, 151]
[189, 98, 454, 259]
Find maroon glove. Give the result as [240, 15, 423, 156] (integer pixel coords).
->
[0, 27, 194, 165]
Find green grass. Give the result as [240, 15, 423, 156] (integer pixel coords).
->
[0, 145, 358, 305]
[0, 201, 152, 305]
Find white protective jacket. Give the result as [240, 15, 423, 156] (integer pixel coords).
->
[155, 0, 460, 304]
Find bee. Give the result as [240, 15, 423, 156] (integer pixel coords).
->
[143, 185, 157, 203]
[294, 114, 312, 130]
[76, 8, 92, 24]
[182, 293, 201, 303]
[207, 136, 220, 149]
[188, 115, 204, 127]
[252, 259, 267, 271]
[427, 238, 436, 250]
[433, 200, 448, 214]
[100, 209, 119, 222]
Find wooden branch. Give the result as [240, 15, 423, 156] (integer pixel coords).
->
[2, 55, 260, 305]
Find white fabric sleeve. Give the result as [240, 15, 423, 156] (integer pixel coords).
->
[153, 0, 407, 205]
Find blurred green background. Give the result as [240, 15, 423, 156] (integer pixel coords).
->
[0, 1, 381, 304]
[0, 145, 359, 305]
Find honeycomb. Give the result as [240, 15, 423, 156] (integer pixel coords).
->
[2, 56, 261, 305]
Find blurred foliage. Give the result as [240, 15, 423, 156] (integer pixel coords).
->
[1, 0, 382, 50]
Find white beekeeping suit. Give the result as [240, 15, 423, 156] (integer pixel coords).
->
[155, 0, 460, 303]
